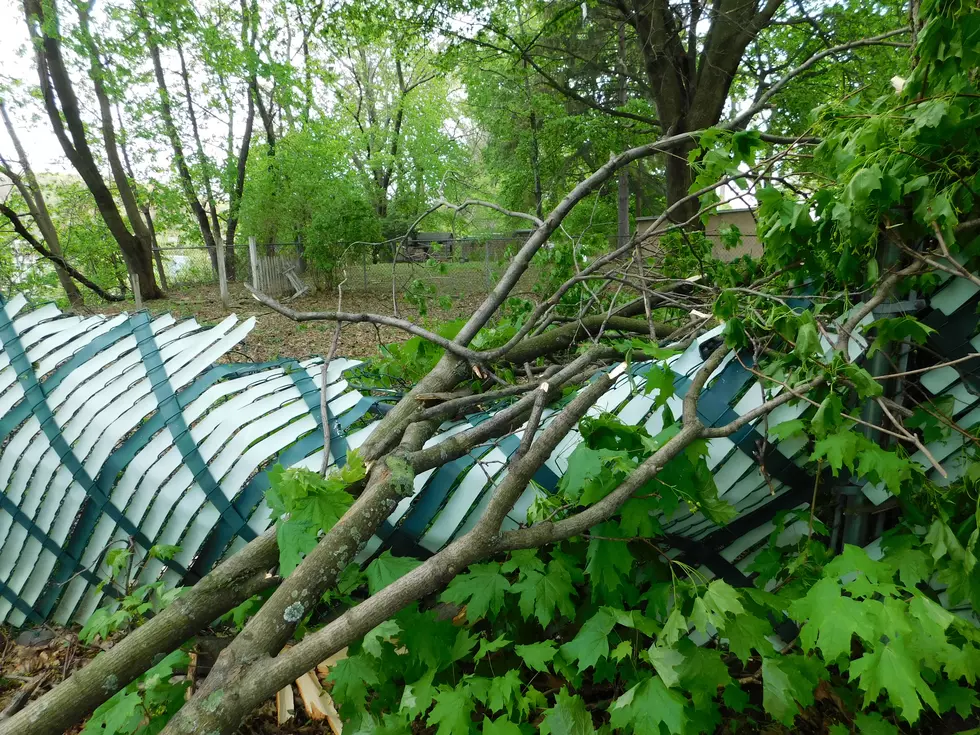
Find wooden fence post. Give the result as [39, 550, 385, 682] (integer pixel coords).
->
[248, 236, 259, 291]
[217, 238, 230, 309]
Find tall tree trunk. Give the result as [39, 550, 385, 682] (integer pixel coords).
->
[616, 24, 631, 246]
[625, 0, 783, 224]
[0, 99, 83, 306]
[139, 7, 221, 274]
[177, 42, 225, 257]
[23, 0, 162, 299]
[74, 3, 154, 250]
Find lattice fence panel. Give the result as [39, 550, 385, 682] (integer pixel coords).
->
[0, 270, 977, 628]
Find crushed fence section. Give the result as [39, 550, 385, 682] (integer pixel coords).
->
[0, 270, 977, 627]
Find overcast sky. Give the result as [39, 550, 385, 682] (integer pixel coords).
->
[0, 0, 74, 172]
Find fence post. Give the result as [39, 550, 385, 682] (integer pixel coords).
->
[216, 238, 230, 310]
[248, 236, 259, 291]
[362, 247, 368, 290]
[485, 239, 491, 292]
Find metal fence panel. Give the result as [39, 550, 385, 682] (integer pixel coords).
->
[0, 270, 977, 626]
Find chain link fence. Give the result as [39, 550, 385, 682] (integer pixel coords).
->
[151, 235, 530, 298]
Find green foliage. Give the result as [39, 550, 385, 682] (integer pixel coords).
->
[81, 650, 191, 735]
[266, 453, 366, 575]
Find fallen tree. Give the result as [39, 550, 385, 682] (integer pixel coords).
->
[3, 3, 979, 733]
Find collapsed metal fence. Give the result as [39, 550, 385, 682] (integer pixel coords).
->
[0, 266, 977, 628]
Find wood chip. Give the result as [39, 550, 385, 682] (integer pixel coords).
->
[185, 652, 198, 701]
[276, 685, 295, 726]
[295, 672, 344, 733]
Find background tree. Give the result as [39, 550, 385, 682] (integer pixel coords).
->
[22, 0, 162, 298]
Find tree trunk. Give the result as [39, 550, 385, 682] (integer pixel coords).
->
[0, 100, 83, 307]
[23, 0, 163, 299]
[140, 9, 222, 275]
[616, 24, 631, 247]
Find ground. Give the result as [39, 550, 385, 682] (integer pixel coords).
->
[90, 260, 538, 362]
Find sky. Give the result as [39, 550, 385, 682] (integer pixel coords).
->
[0, 0, 72, 172]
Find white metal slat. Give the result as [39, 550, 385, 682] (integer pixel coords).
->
[12, 319, 223, 585]
[144, 384, 358, 558]
[35, 315, 121, 377]
[59, 320, 256, 620]
[422, 446, 509, 551]
[0, 316, 109, 416]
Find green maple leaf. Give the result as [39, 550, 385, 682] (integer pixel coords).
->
[811, 430, 861, 474]
[608, 676, 689, 734]
[659, 607, 689, 646]
[540, 689, 595, 735]
[276, 519, 319, 577]
[935, 678, 980, 717]
[847, 165, 883, 206]
[944, 643, 980, 685]
[298, 482, 354, 530]
[643, 364, 675, 409]
[825, 544, 893, 585]
[908, 594, 955, 632]
[619, 495, 663, 537]
[441, 562, 511, 621]
[515, 641, 557, 672]
[690, 580, 744, 634]
[83, 691, 143, 735]
[647, 643, 686, 687]
[486, 669, 525, 718]
[501, 549, 544, 575]
[395, 606, 458, 670]
[475, 634, 511, 661]
[761, 655, 826, 725]
[854, 712, 900, 735]
[558, 445, 606, 500]
[811, 394, 844, 437]
[559, 607, 618, 672]
[723, 684, 750, 713]
[427, 685, 474, 735]
[703, 580, 744, 617]
[856, 445, 913, 494]
[362, 619, 400, 658]
[788, 577, 877, 662]
[585, 522, 633, 598]
[400, 669, 437, 717]
[611, 640, 632, 661]
[767, 418, 807, 440]
[850, 639, 939, 723]
[844, 363, 884, 398]
[795, 317, 821, 358]
[452, 628, 479, 662]
[326, 654, 379, 712]
[883, 542, 932, 588]
[677, 643, 731, 708]
[366, 551, 422, 594]
[268, 466, 355, 575]
[483, 718, 523, 735]
[720, 612, 775, 664]
[511, 560, 576, 628]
